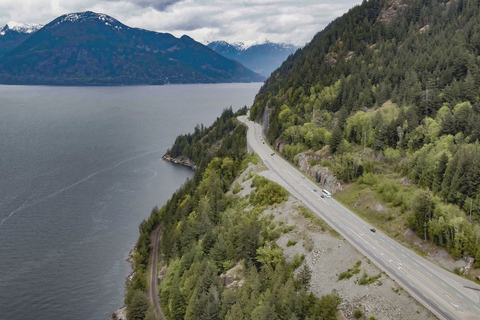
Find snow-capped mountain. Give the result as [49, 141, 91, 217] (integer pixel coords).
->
[207, 40, 299, 77]
[0, 22, 43, 57]
[0, 22, 43, 36]
[0, 11, 264, 85]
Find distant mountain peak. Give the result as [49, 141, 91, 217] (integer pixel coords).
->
[48, 11, 125, 30]
[0, 22, 43, 36]
[58, 11, 116, 23]
[207, 40, 298, 77]
[232, 41, 259, 51]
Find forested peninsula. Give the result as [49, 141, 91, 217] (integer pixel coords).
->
[118, 0, 480, 318]
[120, 108, 342, 320]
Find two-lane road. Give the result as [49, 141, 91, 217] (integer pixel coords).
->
[238, 115, 480, 320]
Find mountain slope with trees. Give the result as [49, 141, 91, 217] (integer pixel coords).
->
[0, 12, 264, 85]
[249, 0, 480, 271]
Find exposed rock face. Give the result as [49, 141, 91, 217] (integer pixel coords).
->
[162, 155, 198, 170]
[220, 263, 245, 289]
[262, 103, 270, 135]
[109, 306, 126, 320]
[297, 152, 343, 194]
[462, 255, 475, 275]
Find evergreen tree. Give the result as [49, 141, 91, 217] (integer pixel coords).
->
[329, 125, 344, 154]
[296, 264, 313, 291]
[441, 111, 456, 136]
[127, 291, 150, 320]
[169, 282, 186, 320]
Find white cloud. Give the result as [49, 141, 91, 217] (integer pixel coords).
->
[0, 0, 363, 46]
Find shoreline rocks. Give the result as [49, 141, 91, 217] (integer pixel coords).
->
[109, 307, 126, 320]
[162, 154, 198, 170]
[108, 248, 136, 320]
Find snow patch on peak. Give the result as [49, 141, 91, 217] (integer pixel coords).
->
[0, 22, 42, 35]
[55, 12, 119, 26]
[232, 41, 258, 51]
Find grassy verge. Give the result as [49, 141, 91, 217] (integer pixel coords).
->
[334, 176, 412, 243]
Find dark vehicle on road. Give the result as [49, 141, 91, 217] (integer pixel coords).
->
[370, 228, 376, 233]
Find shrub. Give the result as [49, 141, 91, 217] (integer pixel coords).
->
[232, 182, 242, 194]
[358, 172, 378, 185]
[287, 239, 298, 247]
[250, 175, 288, 206]
[354, 309, 363, 319]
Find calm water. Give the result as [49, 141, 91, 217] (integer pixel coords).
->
[0, 83, 262, 320]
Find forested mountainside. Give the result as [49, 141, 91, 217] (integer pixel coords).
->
[124, 108, 340, 320]
[250, 0, 480, 266]
[0, 12, 264, 85]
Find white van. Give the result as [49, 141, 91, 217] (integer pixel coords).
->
[322, 189, 331, 198]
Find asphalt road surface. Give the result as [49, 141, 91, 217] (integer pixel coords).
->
[238, 115, 480, 320]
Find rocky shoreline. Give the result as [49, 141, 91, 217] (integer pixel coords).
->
[161, 154, 198, 170]
[109, 248, 136, 320]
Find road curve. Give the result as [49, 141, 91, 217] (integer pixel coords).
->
[238, 115, 480, 320]
[149, 224, 166, 320]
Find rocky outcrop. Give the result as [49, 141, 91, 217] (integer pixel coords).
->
[220, 263, 245, 290]
[297, 152, 343, 194]
[262, 103, 270, 135]
[162, 155, 198, 170]
[109, 307, 126, 320]
[461, 255, 475, 275]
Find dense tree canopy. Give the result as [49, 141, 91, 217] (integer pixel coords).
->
[249, 0, 480, 264]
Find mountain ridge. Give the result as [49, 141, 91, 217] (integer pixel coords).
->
[0, 11, 264, 85]
[207, 40, 298, 77]
[0, 22, 43, 58]
[0, 22, 43, 35]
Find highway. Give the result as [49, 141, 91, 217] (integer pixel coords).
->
[238, 115, 480, 320]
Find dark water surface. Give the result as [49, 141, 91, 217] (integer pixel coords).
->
[0, 83, 261, 320]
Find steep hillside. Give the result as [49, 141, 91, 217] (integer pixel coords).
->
[250, 0, 480, 270]
[208, 41, 298, 77]
[0, 12, 264, 85]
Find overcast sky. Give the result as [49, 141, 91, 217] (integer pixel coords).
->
[0, 0, 363, 46]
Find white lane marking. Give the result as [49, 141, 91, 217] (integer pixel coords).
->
[474, 305, 480, 312]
